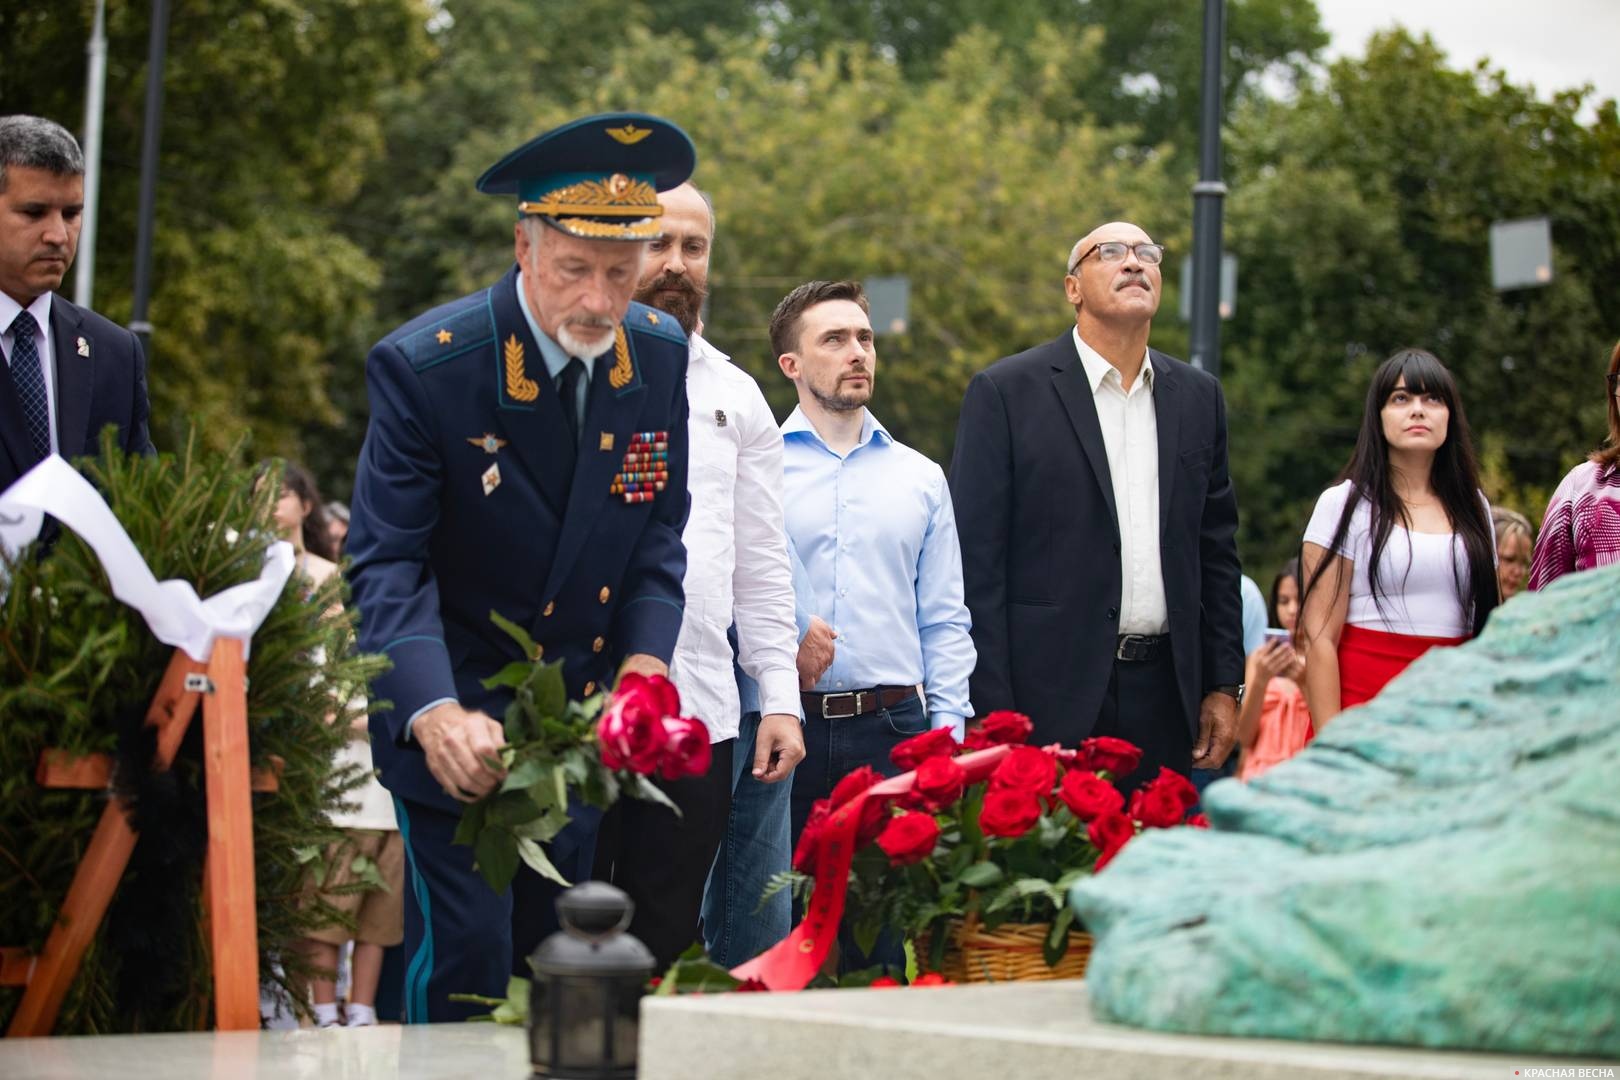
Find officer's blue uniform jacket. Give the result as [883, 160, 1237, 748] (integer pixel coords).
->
[347, 266, 691, 812]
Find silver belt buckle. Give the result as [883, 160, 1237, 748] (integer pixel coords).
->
[822, 692, 855, 719]
[1116, 635, 1139, 661]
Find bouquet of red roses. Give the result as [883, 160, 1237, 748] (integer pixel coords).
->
[456, 613, 709, 893]
[794, 711, 1205, 969]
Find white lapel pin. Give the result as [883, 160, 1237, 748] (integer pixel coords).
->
[76, 336, 89, 357]
[481, 463, 501, 496]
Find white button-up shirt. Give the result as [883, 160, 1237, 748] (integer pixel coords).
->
[0, 290, 59, 455]
[1073, 328, 1168, 636]
[668, 333, 800, 742]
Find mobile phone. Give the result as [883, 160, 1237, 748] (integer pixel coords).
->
[1264, 628, 1292, 645]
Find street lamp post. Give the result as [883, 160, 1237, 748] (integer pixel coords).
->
[129, 0, 171, 355]
[1189, 0, 1227, 377]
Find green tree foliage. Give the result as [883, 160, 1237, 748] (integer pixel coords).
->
[0, 0, 431, 483]
[1220, 30, 1620, 580]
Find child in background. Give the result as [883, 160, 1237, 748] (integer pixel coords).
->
[1238, 560, 1314, 781]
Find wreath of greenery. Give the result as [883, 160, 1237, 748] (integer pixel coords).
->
[0, 432, 386, 1033]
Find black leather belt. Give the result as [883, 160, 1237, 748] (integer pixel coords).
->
[802, 685, 919, 720]
[1115, 634, 1170, 662]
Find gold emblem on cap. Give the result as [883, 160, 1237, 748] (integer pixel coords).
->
[436, 328, 453, 344]
[504, 335, 539, 402]
[605, 123, 652, 145]
[518, 176, 662, 218]
[608, 326, 633, 389]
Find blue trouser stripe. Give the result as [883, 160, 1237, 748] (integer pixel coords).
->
[394, 796, 434, 1024]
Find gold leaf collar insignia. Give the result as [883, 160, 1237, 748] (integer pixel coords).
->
[505, 334, 539, 402]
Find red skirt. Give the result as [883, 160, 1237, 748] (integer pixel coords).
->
[1338, 624, 1466, 711]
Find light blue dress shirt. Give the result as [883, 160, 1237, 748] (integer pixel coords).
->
[1240, 574, 1267, 657]
[780, 406, 975, 738]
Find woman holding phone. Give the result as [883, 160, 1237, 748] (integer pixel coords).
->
[1238, 561, 1313, 780]
[1297, 348, 1498, 728]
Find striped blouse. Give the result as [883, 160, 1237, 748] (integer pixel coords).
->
[1527, 460, 1620, 589]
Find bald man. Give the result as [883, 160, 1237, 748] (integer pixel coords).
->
[948, 221, 1244, 790]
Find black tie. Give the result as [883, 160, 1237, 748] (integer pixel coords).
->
[557, 357, 585, 450]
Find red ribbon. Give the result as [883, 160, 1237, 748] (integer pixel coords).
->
[730, 744, 1011, 990]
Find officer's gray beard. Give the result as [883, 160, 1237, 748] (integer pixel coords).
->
[558, 319, 618, 361]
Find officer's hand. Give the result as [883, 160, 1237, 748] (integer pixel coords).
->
[616, 653, 669, 683]
[753, 712, 806, 784]
[797, 617, 836, 691]
[1192, 691, 1239, 770]
[414, 702, 507, 801]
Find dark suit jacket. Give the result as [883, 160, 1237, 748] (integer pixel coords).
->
[948, 331, 1243, 749]
[0, 294, 153, 490]
[346, 266, 691, 812]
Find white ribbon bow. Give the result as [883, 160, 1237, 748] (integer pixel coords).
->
[0, 455, 293, 661]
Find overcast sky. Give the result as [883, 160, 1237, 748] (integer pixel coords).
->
[1313, 0, 1619, 116]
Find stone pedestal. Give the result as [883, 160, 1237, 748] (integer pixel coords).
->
[640, 981, 1608, 1079]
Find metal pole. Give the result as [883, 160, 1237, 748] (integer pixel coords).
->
[129, 0, 171, 353]
[74, 0, 108, 309]
[1189, 0, 1227, 376]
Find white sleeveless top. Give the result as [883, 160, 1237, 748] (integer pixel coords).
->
[1303, 480, 1492, 639]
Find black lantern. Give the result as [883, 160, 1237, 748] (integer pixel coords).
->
[528, 882, 655, 1079]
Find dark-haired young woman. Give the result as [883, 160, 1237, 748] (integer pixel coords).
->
[1297, 349, 1498, 728]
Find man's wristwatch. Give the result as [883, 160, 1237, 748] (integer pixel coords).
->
[1210, 683, 1245, 706]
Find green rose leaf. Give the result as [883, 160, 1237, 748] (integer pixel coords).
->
[515, 836, 570, 887]
[958, 861, 1005, 888]
[474, 827, 521, 893]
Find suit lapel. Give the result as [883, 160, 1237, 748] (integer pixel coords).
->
[49, 297, 92, 460]
[486, 270, 574, 518]
[1150, 350, 1180, 538]
[1048, 334, 1119, 537]
[541, 326, 647, 601]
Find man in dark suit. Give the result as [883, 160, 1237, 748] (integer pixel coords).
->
[346, 113, 695, 1021]
[949, 220, 1243, 788]
[0, 115, 151, 492]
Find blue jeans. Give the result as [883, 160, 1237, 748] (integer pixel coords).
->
[702, 711, 793, 967]
[791, 693, 928, 976]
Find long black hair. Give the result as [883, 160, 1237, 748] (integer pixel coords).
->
[256, 460, 337, 562]
[1269, 557, 1301, 629]
[1300, 348, 1498, 638]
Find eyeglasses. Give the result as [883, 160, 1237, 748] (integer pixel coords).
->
[1068, 241, 1166, 275]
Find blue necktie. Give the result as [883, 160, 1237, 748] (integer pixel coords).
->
[7, 310, 50, 464]
[557, 357, 585, 449]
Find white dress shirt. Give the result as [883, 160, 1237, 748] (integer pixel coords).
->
[1073, 328, 1168, 636]
[0, 290, 59, 455]
[668, 332, 800, 742]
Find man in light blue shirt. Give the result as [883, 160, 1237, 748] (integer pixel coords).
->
[767, 280, 975, 857]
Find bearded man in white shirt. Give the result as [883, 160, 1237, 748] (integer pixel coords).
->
[593, 182, 806, 970]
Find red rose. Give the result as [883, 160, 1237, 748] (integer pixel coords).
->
[793, 800, 831, 872]
[615, 672, 682, 718]
[990, 745, 1058, 797]
[1128, 783, 1187, 829]
[1042, 743, 1087, 770]
[1081, 736, 1142, 779]
[875, 812, 940, 865]
[976, 710, 1034, 746]
[734, 978, 769, 992]
[831, 765, 882, 808]
[829, 764, 889, 844]
[597, 691, 668, 774]
[908, 755, 967, 811]
[960, 727, 992, 752]
[890, 727, 958, 771]
[870, 976, 900, 988]
[1058, 771, 1124, 821]
[978, 789, 1042, 838]
[657, 716, 712, 780]
[1140, 766, 1199, 812]
[1186, 813, 1210, 828]
[911, 972, 952, 986]
[1088, 812, 1136, 869]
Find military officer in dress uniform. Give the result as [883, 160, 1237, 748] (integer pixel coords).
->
[346, 113, 695, 1022]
